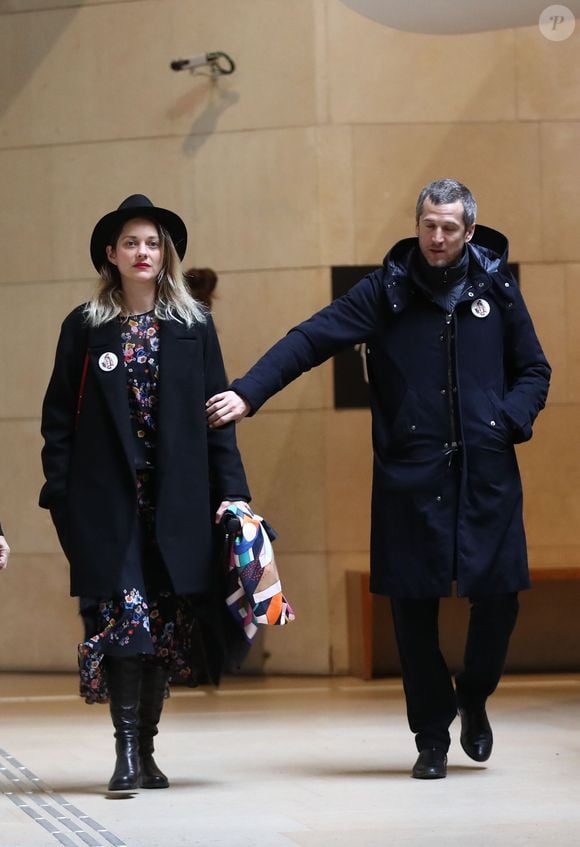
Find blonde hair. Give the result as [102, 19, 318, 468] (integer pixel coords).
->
[84, 220, 206, 327]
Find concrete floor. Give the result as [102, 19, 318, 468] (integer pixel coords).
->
[0, 672, 579, 847]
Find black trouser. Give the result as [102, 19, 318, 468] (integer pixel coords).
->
[390, 593, 519, 752]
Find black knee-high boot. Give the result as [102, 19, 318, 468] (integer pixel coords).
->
[105, 656, 142, 791]
[139, 663, 170, 789]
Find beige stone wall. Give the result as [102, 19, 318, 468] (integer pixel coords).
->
[0, 0, 577, 674]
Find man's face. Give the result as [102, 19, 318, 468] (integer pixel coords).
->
[416, 198, 475, 268]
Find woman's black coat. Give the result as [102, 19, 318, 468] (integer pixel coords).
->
[40, 307, 250, 598]
[231, 226, 551, 599]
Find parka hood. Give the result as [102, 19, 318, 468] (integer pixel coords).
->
[468, 225, 510, 274]
[383, 224, 510, 279]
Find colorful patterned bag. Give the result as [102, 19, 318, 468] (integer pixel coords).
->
[223, 504, 295, 643]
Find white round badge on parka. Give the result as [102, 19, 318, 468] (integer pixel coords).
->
[471, 298, 491, 319]
[98, 352, 119, 372]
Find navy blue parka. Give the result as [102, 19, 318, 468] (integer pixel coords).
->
[231, 226, 550, 598]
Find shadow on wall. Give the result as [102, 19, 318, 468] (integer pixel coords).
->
[0, 1, 239, 153]
[166, 80, 239, 156]
[0, 2, 83, 116]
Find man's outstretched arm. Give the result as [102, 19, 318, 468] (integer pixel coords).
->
[206, 271, 384, 429]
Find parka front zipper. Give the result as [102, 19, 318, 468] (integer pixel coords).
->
[444, 311, 459, 460]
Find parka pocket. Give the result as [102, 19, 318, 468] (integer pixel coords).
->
[388, 389, 422, 449]
[482, 388, 513, 448]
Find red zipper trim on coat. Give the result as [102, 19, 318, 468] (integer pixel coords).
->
[75, 351, 90, 430]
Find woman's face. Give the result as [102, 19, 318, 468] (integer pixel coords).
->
[105, 218, 164, 287]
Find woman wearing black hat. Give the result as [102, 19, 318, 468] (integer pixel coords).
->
[40, 195, 250, 792]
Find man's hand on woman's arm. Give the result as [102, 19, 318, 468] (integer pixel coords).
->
[206, 391, 250, 428]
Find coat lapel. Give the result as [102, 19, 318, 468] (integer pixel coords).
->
[157, 319, 200, 469]
[88, 320, 135, 472]
[87, 317, 201, 479]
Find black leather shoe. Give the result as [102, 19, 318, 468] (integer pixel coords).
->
[459, 706, 493, 762]
[412, 748, 447, 779]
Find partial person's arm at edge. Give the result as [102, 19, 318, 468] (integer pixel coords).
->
[0, 531, 10, 570]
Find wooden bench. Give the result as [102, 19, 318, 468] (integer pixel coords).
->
[346, 569, 580, 679]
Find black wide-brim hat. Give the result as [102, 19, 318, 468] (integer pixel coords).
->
[90, 194, 188, 271]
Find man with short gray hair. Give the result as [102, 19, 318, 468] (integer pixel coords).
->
[206, 179, 550, 779]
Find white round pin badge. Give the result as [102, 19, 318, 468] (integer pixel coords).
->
[471, 299, 490, 319]
[98, 352, 119, 372]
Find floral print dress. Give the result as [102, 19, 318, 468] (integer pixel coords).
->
[78, 312, 197, 704]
